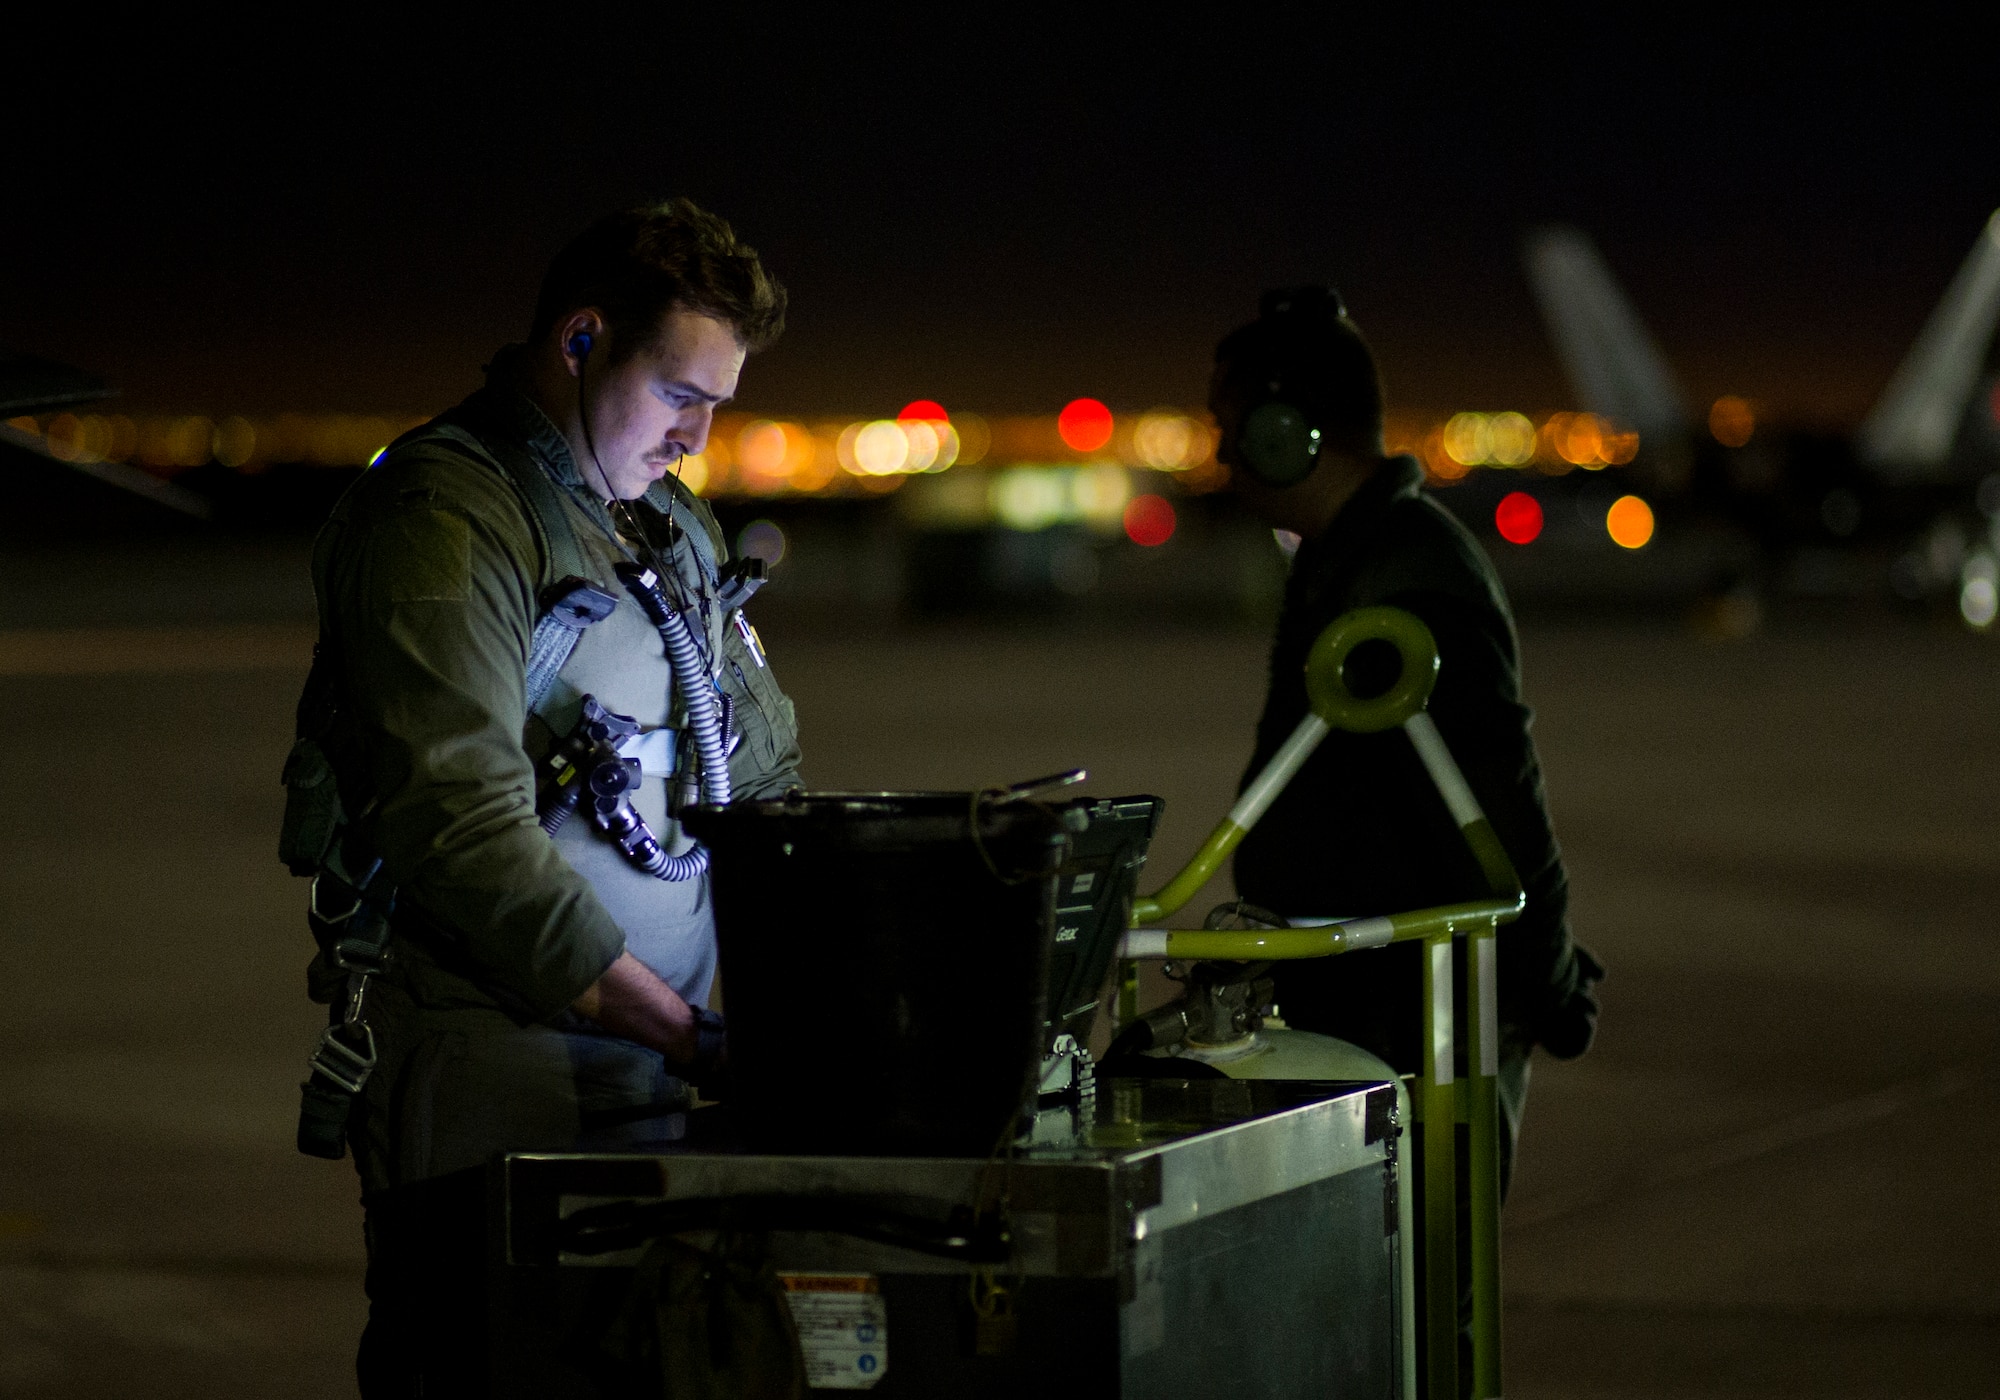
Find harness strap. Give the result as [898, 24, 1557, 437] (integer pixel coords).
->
[293, 404, 615, 1160]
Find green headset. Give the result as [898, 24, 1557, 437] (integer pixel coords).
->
[1227, 285, 1350, 488]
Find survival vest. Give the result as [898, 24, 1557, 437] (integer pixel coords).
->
[277, 399, 745, 1159]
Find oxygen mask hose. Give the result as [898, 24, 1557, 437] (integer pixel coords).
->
[614, 562, 732, 880]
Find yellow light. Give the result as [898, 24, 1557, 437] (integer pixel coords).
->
[1709, 395, 1755, 447]
[1069, 463, 1131, 527]
[901, 420, 940, 472]
[1488, 412, 1537, 467]
[676, 452, 711, 495]
[1134, 411, 1200, 470]
[214, 415, 257, 468]
[991, 468, 1068, 530]
[1443, 412, 1493, 466]
[926, 420, 960, 471]
[1606, 494, 1655, 548]
[852, 420, 909, 475]
[835, 421, 865, 473]
[173, 416, 216, 467]
[44, 413, 82, 461]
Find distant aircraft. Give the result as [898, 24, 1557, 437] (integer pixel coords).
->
[1471, 216, 2000, 622]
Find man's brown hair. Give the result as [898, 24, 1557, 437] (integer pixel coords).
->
[530, 197, 787, 358]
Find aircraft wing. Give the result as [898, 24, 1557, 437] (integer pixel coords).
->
[0, 351, 114, 417]
[0, 350, 211, 519]
[1523, 227, 1692, 443]
[1856, 209, 2000, 479]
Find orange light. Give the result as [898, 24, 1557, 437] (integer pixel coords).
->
[898, 399, 948, 422]
[1123, 493, 1176, 546]
[1606, 494, 1655, 549]
[1560, 413, 1605, 466]
[736, 421, 792, 490]
[1601, 427, 1640, 464]
[1421, 424, 1468, 482]
[1709, 396, 1755, 448]
[1058, 398, 1114, 453]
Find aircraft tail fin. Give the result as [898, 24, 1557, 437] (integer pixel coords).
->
[1856, 209, 2000, 476]
[1523, 226, 1691, 442]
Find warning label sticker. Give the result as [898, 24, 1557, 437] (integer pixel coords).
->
[780, 1272, 887, 1390]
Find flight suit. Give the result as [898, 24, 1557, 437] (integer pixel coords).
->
[308, 352, 801, 1393]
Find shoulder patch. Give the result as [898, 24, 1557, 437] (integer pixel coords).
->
[373, 507, 474, 603]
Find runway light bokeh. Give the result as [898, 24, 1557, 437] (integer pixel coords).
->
[1495, 491, 1544, 544]
[1710, 396, 1756, 447]
[898, 400, 948, 423]
[736, 518, 787, 567]
[1445, 412, 1538, 468]
[1058, 398, 1115, 453]
[1123, 493, 1176, 546]
[1133, 411, 1208, 470]
[674, 452, 710, 495]
[1607, 494, 1656, 548]
[1960, 554, 1998, 627]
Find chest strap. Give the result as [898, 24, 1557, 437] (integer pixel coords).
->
[527, 577, 619, 714]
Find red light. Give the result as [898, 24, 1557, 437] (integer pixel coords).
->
[1124, 493, 1176, 547]
[1495, 491, 1543, 544]
[1058, 398, 1115, 452]
[898, 399, 948, 422]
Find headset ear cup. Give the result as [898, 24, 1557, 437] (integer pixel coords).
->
[1239, 402, 1322, 487]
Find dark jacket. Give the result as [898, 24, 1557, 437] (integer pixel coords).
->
[1232, 455, 1600, 1071]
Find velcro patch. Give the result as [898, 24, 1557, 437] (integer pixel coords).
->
[376, 508, 473, 603]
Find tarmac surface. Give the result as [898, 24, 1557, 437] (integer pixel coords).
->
[1, 540, 1995, 1397]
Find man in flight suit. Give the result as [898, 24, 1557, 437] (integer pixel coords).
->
[1214, 287, 1605, 1191]
[303, 199, 801, 1394]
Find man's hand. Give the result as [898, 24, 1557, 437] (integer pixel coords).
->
[572, 951, 698, 1065]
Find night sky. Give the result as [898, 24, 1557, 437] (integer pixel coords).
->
[6, 14, 1995, 427]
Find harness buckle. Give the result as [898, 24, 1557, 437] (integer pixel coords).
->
[308, 870, 363, 925]
[308, 856, 386, 928]
[331, 936, 389, 977]
[308, 1022, 378, 1095]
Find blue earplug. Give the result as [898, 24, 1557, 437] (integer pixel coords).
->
[568, 331, 594, 358]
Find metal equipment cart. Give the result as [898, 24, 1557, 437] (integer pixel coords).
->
[491, 1077, 1404, 1396]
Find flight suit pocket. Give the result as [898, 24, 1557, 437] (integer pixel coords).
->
[719, 618, 799, 794]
